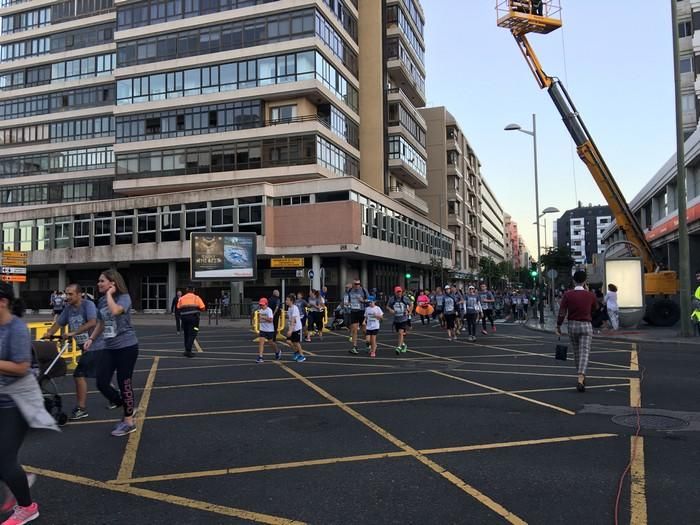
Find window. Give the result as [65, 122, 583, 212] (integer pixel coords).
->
[680, 56, 693, 74]
[682, 94, 696, 112]
[185, 203, 206, 239]
[137, 207, 157, 243]
[160, 205, 181, 242]
[73, 215, 91, 248]
[270, 104, 296, 123]
[679, 21, 693, 38]
[94, 213, 111, 246]
[115, 211, 133, 244]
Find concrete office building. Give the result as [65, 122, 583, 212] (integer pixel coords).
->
[675, 0, 700, 137]
[0, 0, 454, 310]
[418, 106, 482, 278]
[504, 213, 520, 268]
[555, 204, 612, 265]
[480, 177, 506, 263]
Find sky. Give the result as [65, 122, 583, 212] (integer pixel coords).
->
[421, 0, 677, 257]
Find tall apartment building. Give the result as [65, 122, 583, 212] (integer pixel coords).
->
[418, 106, 482, 277]
[0, 0, 454, 309]
[504, 213, 520, 268]
[676, 0, 700, 137]
[555, 204, 612, 265]
[480, 178, 506, 263]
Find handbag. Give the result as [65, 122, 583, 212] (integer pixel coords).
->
[555, 337, 568, 361]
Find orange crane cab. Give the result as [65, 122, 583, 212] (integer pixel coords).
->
[497, 0, 681, 325]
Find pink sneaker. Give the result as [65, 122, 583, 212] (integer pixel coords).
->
[2, 502, 39, 525]
[369, 351, 376, 358]
[492, 326, 497, 333]
[1, 475, 35, 514]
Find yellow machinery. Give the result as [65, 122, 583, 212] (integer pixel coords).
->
[497, 0, 680, 325]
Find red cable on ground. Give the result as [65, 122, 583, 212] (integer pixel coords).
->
[613, 367, 645, 525]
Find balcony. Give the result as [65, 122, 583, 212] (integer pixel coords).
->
[388, 158, 428, 189]
[386, 88, 427, 129]
[447, 163, 463, 178]
[388, 185, 429, 215]
[386, 55, 426, 107]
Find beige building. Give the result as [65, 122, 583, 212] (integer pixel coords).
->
[480, 178, 506, 263]
[0, 0, 452, 310]
[418, 106, 482, 278]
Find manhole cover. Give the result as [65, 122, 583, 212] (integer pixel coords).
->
[612, 414, 689, 430]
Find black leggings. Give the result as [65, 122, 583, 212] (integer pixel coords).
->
[0, 407, 31, 507]
[96, 345, 139, 418]
[482, 309, 494, 329]
[465, 313, 478, 336]
[308, 311, 323, 332]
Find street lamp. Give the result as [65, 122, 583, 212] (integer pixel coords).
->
[533, 206, 559, 251]
[505, 115, 541, 278]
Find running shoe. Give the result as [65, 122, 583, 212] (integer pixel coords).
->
[400, 343, 407, 353]
[492, 327, 497, 333]
[295, 354, 306, 362]
[274, 350, 282, 360]
[69, 407, 88, 420]
[305, 336, 311, 342]
[349, 347, 359, 355]
[1, 503, 39, 525]
[292, 351, 300, 361]
[369, 351, 376, 358]
[481, 329, 488, 335]
[365, 341, 371, 351]
[111, 421, 136, 437]
[1, 476, 35, 515]
[106, 400, 122, 410]
[256, 356, 264, 363]
[395, 347, 401, 355]
[183, 351, 194, 358]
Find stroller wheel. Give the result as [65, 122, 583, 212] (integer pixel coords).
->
[56, 412, 68, 426]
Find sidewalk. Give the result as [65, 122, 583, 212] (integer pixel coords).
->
[524, 310, 700, 346]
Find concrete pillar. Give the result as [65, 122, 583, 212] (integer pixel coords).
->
[58, 267, 67, 291]
[231, 281, 243, 317]
[419, 274, 424, 290]
[12, 282, 19, 298]
[167, 262, 177, 312]
[361, 259, 368, 288]
[312, 254, 321, 290]
[339, 257, 348, 291]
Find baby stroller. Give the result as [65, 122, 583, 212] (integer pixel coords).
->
[31, 337, 70, 426]
[330, 305, 346, 330]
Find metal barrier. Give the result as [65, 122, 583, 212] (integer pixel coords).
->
[252, 307, 328, 337]
[26, 321, 81, 367]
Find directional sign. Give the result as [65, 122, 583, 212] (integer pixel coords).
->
[1, 267, 27, 275]
[271, 269, 299, 279]
[1, 251, 28, 266]
[545, 269, 558, 279]
[270, 257, 304, 268]
[308, 270, 314, 279]
[0, 275, 26, 283]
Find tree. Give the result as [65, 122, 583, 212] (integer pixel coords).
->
[479, 256, 502, 288]
[540, 247, 575, 273]
[429, 255, 446, 289]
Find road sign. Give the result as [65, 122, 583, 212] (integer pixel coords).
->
[0, 275, 26, 283]
[545, 269, 558, 279]
[270, 257, 304, 268]
[308, 270, 314, 279]
[295, 269, 304, 278]
[271, 269, 299, 279]
[1, 251, 28, 266]
[1, 267, 26, 275]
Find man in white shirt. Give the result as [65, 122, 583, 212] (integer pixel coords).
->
[256, 297, 280, 363]
[285, 294, 306, 362]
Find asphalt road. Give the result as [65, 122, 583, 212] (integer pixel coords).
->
[10, 318, 700, 524]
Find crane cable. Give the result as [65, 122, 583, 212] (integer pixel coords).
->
[559, 23, 579, 206]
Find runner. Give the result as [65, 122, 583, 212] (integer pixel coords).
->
[432, 286, 445, 327]
[443, 285, 458, 341]
[285, 294, 306, 362]
[307, 289, 325, 341]
[478, 283, 496, 334]
[0, 283, 40, 525]
[416, 291, 432, 325]
[386, 286, 413, 355]
[87, 270, 140, 437]
[295, 292, 310, 343]
[256, 298, 280, 363]
[42, 284, 104, 421]
[464, 285, 481, 342]
[345, 279, 368, 355]
[363, 295, 383, 358]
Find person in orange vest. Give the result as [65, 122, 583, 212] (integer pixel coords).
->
[176, 286, 205, 357]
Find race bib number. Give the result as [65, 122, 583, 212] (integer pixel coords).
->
[103, 321, 116, 338]
[75, 332, 89, 345]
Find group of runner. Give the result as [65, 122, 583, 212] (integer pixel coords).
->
[253, 280, 500, 361]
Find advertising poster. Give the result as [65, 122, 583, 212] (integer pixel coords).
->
[190, 232, 257, 280]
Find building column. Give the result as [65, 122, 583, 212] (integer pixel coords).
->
[419, 274, 424, 290]
[339, 257, 348, 292]
[361, 259, 368, 288]
[58, 267, 67, 291]
[231, 281, 243, 318]
[312, 254, 321, 290]
[167, 261, 177, 312]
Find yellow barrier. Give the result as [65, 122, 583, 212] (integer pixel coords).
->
[26, 321, 82, 367]
[252, 309, 286, 341]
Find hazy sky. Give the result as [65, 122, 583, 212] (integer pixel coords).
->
[422, 1, 676, 256]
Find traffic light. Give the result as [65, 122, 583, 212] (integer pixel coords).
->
[405, 273, 412, 279]
[529, 262, 537, 279]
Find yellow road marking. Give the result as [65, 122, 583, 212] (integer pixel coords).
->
[444, 367, 634, 381]
[116, 357, 159, 482]
[630, 345, 639, 372]
[630, 436, 648, 524]
[431, 370, 576, 416]
[24, 466, 305, 525]
[70, 382, 629, 426]
[629, 378, 641, 408]
[277, 363, 527, 525]
[114, 433, 617, 485]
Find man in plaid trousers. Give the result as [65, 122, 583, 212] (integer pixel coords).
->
[555, 271, 598, 392]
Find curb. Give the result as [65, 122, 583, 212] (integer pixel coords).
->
[523, 320, 700, 347]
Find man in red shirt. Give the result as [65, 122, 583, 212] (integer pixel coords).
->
[555, 270, 598, 392]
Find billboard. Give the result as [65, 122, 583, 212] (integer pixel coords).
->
[190, 232, 257, 281]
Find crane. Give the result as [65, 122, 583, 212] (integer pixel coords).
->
[496, 0, 680, 325]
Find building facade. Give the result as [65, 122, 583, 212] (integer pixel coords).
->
[0, 0, 454, 310]
[418, 106, 482, 277]
[675, 0, 700, 138]
[603, 127, 700, 287]
[555, 204, 612, 265]
[504, 213, 520, 268]
[480, 177, 506, 263]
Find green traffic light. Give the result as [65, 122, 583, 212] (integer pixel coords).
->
[530, 271, 537, 277]
[405, 273, 412, 279]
